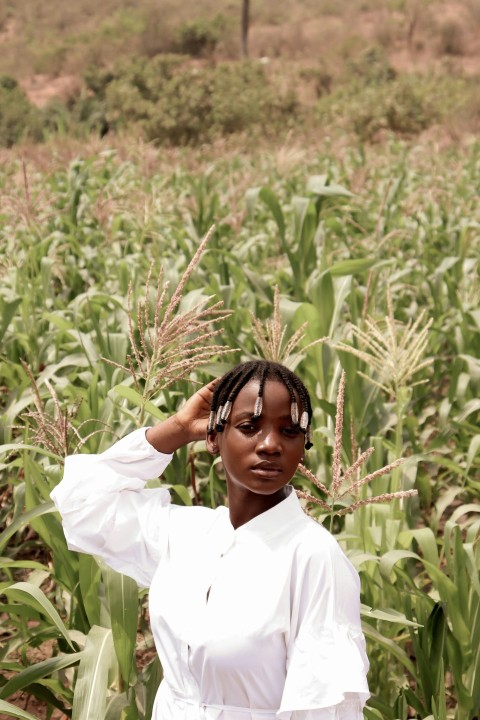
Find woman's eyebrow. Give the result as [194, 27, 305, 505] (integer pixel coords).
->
[232, 411, 257, 421]
[232, 412, 294, 422]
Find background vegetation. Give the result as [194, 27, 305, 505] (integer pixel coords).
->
[1, 0, 480, 147]
[0, 0, 479, 719]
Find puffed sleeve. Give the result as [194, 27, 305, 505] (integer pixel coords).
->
[278, 529, 370, 720]
[50, 428, 173, 588]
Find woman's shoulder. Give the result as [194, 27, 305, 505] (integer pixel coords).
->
[291, 514, 357, 573]
[169, 502, 227, 533]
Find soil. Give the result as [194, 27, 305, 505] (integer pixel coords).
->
[20, 75, 80, 109]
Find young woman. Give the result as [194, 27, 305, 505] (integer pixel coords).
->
[51, 360, 369, 720]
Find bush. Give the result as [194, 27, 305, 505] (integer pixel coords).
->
[145, 62, 296, 144]
[317, 73, 444, 141]
[438, 20, 465, 56]
[174, 15, 225, 58]
[80, 57, 297, 145]
[0, 75, 42, 147]
[299, 66, 333, 98]
[347, 45, 396, 84]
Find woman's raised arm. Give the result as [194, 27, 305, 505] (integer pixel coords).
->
[146, 379, 217, 452]
[51, 379, 217, 587]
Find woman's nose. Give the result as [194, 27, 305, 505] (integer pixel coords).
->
[256, 429, 282, 454]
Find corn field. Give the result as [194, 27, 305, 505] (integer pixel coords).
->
[0, 138, 479, 720]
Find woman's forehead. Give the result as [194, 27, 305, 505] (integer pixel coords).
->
[231, 378, 298, 416]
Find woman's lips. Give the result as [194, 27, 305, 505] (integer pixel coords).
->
[251, 462, 282, 477]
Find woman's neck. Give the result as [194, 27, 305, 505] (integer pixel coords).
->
[226, 484, 288, 529]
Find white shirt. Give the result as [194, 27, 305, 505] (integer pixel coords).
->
[51, 429, 369, 720]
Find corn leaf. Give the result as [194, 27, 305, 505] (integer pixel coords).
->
[0, 700, 41, 720]
[3, 582, 75, 650]
[72, 625, 115, 720]
[103, 564, 139, 687]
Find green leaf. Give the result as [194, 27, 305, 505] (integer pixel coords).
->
[141, 657, 163, 720]
[103, 565, 139, 687]
[307, 175, 353, 197]
[0, 559, 49, 572]
[113, 385, 166, 420]
[361, 605, 421, 627]
[170, 484, 193, 506]
[328, 258, 378, 276]
[449, 503, 480, 524]
[3, 582, 75, 650]
[0, 652, 83, 699]
[362, 622, 417, 676]
[363, 707, 385, 720]
[466, 434, 480, 473]
[105, 695, 130, 720]
[244, 186, 260, 220]
[78, 554, 102, 627]
[72, 625, 115, 720]
[398, 527, 440, 566]
[379, 549, 420, 580]
[454, 399, 480, 423]
[0, 443, 62, 462]
[0, 699, 41, 720]
[258, 187, 285, 241]
[0, 297, 22, 344]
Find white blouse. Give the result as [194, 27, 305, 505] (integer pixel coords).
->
[51, 429, 369, 720]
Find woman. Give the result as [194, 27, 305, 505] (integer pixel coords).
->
[51, 360, 370, 720]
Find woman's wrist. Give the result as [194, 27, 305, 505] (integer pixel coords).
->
[146, 415, 197, 454]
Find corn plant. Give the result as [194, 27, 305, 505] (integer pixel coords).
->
[1, 139, 479, 719]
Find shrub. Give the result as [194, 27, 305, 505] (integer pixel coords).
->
[82, 57, 296, 145]
[33, 43, 69, 77]
[299, 66, 333, 98]
[0, 75, 42, 147]
[316, 73, 444, 141]
[145, 62, 296, 144]
[438, 20, 465, 56]
[347, 45, 396, 84]
[174, 15, 225, 58]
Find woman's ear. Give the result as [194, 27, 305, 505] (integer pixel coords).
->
[206, 431, 220, 455]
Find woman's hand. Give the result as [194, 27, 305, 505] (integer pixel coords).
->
[174, 379, 218, 442]
[146, 380, 217, 454]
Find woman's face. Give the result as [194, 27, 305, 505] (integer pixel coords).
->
[207, 379, 305, 497]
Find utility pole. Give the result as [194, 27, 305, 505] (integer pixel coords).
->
[241, 0, 250, 58]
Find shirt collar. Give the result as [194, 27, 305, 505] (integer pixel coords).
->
[231, 486, 307, 543]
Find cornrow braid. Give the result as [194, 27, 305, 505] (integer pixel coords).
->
[277, 365, 299, 425]
[290, 375, 312, 433]
[253, 363, 268, 418]
[207, 360, 314, 449]
[219, 364, 257, 430]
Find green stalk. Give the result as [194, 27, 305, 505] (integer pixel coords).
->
[392, 394, 404, 495]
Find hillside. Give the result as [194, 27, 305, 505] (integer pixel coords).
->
[0, 0, 479, 108]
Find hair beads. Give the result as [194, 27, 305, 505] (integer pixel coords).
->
[221, 401, 232, 423]
[208, 360, 313, 449]
[253, 397, 263, 419]
[291, 402, 299, 425]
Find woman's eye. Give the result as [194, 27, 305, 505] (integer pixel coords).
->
[238, 423, 256, 433]
[283, 426, 301, 437]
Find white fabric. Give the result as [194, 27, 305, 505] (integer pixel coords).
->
[51, 429, 369, 720]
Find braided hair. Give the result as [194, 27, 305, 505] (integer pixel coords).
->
[207, 360, 313, 449]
